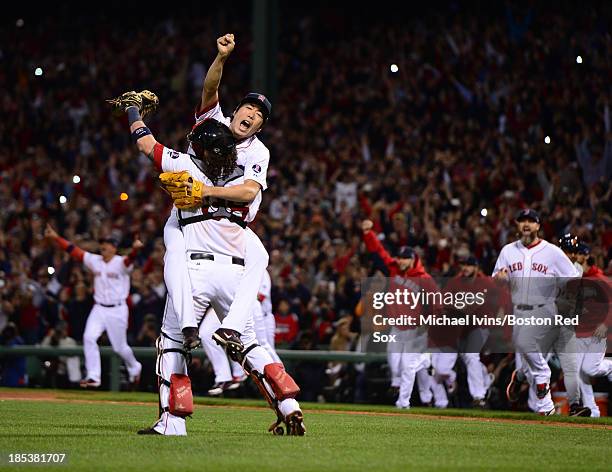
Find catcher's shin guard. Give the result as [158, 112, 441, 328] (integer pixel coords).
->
[155, 334, 193, 418]
[242, 353, 303, 435]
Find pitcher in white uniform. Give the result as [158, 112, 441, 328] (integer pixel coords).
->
[44, 225, 142, 388]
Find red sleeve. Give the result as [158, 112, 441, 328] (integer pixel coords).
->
[55, 236, 84, 262]
[358, 193, 372, 216]
[195, 99, 219, 119]
[153, 143, 164, 171]
[363, 230, 395, 269]
[123, 247, 140, 267]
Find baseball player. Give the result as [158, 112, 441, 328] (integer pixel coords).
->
[431, 256, 497, 408]
[44, 225, 143, 388]
[558, 233, 583, 276]
[362, 219, 437, 409]
[114, 98, 304, 435]
[157, 33, 272, 353]
[574, 245, 611, 417]
[493, 209, 585, 415]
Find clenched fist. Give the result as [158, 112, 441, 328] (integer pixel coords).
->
[362, 219, 374, 233]
[217, 34, 235, 57]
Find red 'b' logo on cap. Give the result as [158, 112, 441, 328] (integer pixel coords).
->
[258, 94, 265, 101]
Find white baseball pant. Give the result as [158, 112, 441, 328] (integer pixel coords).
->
[415, 354, 448, 408]
[513, 306, 581, 406]
[199, 306, 243, 383]
[163, 210, 269, 333]
[393, 328, 428, 409]
[577, 336, 611, 417]
[82, 303, 142, 384]
[253, 300, 281, 364]
[153, 256, 299, 435]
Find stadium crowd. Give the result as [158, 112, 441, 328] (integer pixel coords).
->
[0, 2, 610, 409]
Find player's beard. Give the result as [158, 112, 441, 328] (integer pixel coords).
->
[520, 230, 537, 247]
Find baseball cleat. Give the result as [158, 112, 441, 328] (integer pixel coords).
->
[569, 403, 591, 417]
[536, 383, 550, 399]
[506, 369, 523, 403]
[137, 427, 162, 435]
[207, 381, 241, 396]
[285, 410, 306, 436]
[129, 374, 141, 391]
[538, 407, 556, 416]
[472, 398, 487, 409]
[212, 328, 244, 360]
[79, 378, 101, 388]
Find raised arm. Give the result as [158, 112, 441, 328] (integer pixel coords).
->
[45, 224, 85, 262]
[361, 219, 396, 269]
[123, 238, 144, 267]
[199, 34, 235, 113]
[107, 91, 160, 161]
[128, 107, 158, 159]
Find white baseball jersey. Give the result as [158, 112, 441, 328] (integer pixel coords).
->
[83, 253, 132, 305]
[156, 144, 257, 258]
[194, 101, 270, 222]
[492, 239, 579, 305]
[259, 270, 272, 315]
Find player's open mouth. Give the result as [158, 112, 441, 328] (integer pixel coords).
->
[239, 119, 251, 131]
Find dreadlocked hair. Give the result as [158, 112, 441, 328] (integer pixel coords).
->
[201, 147, 238, 184]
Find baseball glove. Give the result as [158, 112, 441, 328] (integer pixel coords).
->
[159, 171, 204, 209]
[106, 90, 159, 119]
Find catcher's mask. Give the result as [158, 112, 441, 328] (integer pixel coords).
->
[187, 119, 236, 161]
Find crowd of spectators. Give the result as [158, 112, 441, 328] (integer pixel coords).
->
[0, 2, 610, 404]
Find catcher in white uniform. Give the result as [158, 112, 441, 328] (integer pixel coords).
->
[108, 91, 305, 435]
[493, 209, 584, 416]
[44, 225, 143, 388]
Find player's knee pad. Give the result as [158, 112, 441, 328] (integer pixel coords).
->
[263, 363, 300, 401]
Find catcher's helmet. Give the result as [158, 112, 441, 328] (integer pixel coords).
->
[558, 233, 579, 253]
[187, 119, 236, 159]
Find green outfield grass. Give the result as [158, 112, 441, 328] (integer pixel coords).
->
[0, 389, 610, 471]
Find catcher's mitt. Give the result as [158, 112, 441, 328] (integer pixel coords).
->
[159, 171, 204, 209]
[106, 90, 159, 119]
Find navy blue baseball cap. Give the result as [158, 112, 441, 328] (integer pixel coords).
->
[577, 242, 590, 255]
[99, 237, 119, 247]
[397, 246, 415, 259]
[238, 93, 272, 121]
[515, 208, 540, 223]
[461, 256, 479, 266]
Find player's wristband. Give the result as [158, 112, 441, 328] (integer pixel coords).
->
[126, 106, 142, 125]
[131, 126, 151, 143]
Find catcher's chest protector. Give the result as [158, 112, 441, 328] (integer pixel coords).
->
[168, 374, 193, 417]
